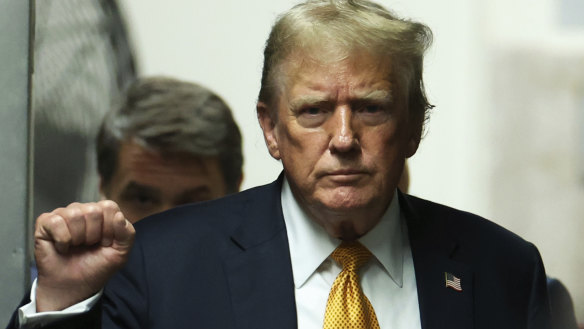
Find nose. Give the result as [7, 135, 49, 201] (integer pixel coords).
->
[328, 107, 359, 153]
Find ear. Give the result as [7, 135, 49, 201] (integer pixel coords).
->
[257, 101, 281, 160]
[405, 116, 422, 158]
[235, 173, 244, 192]
[405, 134, 420, 158]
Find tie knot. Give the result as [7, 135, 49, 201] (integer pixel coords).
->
[331, 241, 372, 272]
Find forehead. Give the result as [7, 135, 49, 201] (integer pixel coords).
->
[115, 141, 221, 180]
[280, 50, 394, 98]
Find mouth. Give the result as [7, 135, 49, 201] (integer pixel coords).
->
[323, 169, 367, 183]
[328, 169, 363, 175]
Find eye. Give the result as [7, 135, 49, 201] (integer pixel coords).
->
[296, 105, 330, 127]
[355, 103, 391, 125]
[121, 191, 160, 208]
[357, 104, 384, 114]
[133, 193, 156, 205]
[175, 192, 213, 206]
[366, 105, 382, 113]
[302, 107, 323, 115]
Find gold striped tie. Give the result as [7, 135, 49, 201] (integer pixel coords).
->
[323, 241, 380, 329]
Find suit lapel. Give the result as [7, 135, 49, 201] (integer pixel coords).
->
[400, 192, 474, 329]
[221, 181, 476, 329]
[223, 176, 297, 329]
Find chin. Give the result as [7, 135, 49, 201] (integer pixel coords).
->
[318, 189, 372, 212]
[320, 182, 395, 213]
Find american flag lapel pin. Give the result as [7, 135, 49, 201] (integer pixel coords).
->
[445, 272, 462, 292]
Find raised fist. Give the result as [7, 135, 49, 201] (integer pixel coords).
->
[33, 200, 135, 312]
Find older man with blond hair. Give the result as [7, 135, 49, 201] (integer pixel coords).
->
[9, 1, 550, 328]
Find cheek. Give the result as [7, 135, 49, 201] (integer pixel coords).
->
[363, 127, 398, 150]
[279, 125, 327, 160]
[117, 205, 142, 224]
[207, 178, 229, 198]
[360, 127, 409, 168]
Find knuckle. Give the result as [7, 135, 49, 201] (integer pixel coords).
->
[83, 204, 103, 219]
[53, 234, 71, 245]
[63, 207, 82, 220]
[35, 212, 53, 227]
[99, 199, 119, 211]
[48, 218, 71, 242]
[113, 211, 126, 223]
[35, 213, 64, 236]
[47, 214, 65, 227]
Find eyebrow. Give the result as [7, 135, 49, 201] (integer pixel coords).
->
[122, 182, 213, 196]
[173, 186, 214, 204]
[119, 181, 214, 204]
[177, 186, 212, 198]
[289, 95, 330, 111]
[352, 90, 393, 103]
[120, 181, 160, 198]
[289, 89, 393, 110]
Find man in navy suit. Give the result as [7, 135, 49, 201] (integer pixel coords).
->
[9, 0, 551, 328]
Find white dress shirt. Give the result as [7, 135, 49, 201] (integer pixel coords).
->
[281, 178, 421, 329]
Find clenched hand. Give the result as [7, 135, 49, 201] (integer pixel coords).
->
[33, 200, 135, 312]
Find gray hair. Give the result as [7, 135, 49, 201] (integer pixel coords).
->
[258, 0, 434, 132]
[97, 76, 243, 193]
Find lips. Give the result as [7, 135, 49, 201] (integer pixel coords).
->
[322, 169, 368, 183]
[327, 169, 364, 175]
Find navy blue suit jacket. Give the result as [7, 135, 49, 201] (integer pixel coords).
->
[7, 177, 551, 328]
[547, 277, 578, 329]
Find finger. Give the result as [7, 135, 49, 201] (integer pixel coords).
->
[99, 200, 121, 247]
[54, 203, 86, 246]
[80, 203, 104, 246]
[35, 211, 72, 254]
[112, 211, 135, 252]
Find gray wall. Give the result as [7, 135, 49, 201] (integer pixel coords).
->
[0, 0, 33, 324]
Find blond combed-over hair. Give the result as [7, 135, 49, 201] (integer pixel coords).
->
[258, 0, 434, 133]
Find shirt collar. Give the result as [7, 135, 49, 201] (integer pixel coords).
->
[281, 177, 404, 289]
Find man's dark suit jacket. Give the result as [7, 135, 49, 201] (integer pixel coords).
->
[547, 277, 578, 329]
[8, 176, 551, 329]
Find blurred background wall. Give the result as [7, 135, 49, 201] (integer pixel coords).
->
[0, 0, 32, 323]
[118, 0, 584, 321]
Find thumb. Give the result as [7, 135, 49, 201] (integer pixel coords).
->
[111, 211, 135, 252]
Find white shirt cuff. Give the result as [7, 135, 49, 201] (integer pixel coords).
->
[18, 279, 102, 327]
